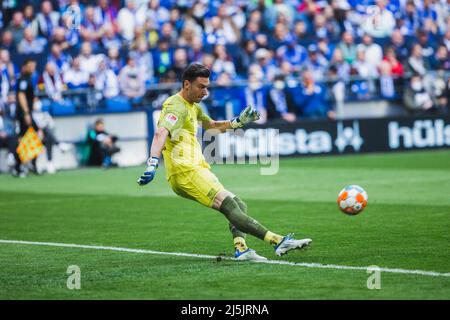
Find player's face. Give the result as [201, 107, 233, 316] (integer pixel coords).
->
[189, 77, 210, 103]
[25, 62, 36, 75]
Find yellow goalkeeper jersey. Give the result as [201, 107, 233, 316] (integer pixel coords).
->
[157, 94, 212, 179]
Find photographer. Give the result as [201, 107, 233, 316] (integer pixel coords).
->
[86, 118, 120, 168]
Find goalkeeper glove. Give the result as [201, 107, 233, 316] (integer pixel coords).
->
[137, 157, 159, 186]
[230, 105, 261, 129]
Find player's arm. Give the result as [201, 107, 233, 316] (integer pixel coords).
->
[202, 105, 261, 133]
[18, 91, 32, 126]
[137, 127, 169, 186]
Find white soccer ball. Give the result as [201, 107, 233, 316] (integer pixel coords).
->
[337, 185, 368, 215]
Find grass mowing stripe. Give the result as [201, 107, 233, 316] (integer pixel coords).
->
[1, 239, 449, 278]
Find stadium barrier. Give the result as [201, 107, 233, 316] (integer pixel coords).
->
[204, 115, 450, 160]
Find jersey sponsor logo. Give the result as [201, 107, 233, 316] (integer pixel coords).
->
[165, 113, 178, 125]
[20, 80, 28, 90]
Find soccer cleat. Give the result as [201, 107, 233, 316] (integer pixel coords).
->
[46, 162, 56, 174]
[234, 248, 268, 262]
[58, 142, 73, 153]
[274, 233, 312, 256]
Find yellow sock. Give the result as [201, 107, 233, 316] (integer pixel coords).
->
[264, 231, 284, 246]
[233, 237, 248, 252]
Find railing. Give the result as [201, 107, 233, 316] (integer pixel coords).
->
[35, 71, 448, 117]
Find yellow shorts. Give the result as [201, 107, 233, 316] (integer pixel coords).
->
[168, 168, 225, 208]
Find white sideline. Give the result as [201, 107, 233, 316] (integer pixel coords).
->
[1, 239, 449, 278]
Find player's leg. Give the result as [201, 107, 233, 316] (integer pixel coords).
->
[169, 169, 266, 260]
[213, 190, 312, 256]
[213, 190, 283, 246]
[228, 196, 251, 254]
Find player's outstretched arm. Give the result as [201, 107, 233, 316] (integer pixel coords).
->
[137, 127, 169, 186]
[203, 105, 261, 133]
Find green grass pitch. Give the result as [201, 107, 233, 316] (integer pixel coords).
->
[0, 150, 449, 299]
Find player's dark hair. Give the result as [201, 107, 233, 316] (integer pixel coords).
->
[182, 63, 210, 87]
[21, 58, 36, 74]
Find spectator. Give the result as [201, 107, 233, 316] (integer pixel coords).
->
[101, 23, 122, 50]
[39, 62, 65, 102]
[403, 74, 434, 114]
[242, 19, 261, 43]
[186, 36, 204, 65]
[338, 31, 357, 65]
[117, 0, 140, 43]
[276, 37, 308, 73]
[269, 22, 291, 51]
[204, 16, 228, 46]
[313, 12, 338, 42]
[23, 4, 38, 36]
[169, 48, 189, 81]
[168, 7, 184, 35]
[94, 57, 120, 99]
[80, 5, 105, 44]
[430, 45, 450, 71]
[118, 55, 146, 105]
[317, 36, 334, 61]
[212, 44, 237, 80]
[131, 40, 154, 84]
[159, 22, 178, 48]
[390, 29, 409, 63]
[266, 74, 296, 122]
[17, 27, 47, 54]
[78, 42, 103, 75]
[177, 24, 200, 48]
[242, 66, 267, 124]
[381, 46, 404, 77]
[0, 30, 15, 52]
[144, 0, 170, 27]
[350, 47, 378, 99]
[407, 44, 429, 76]
[304, 44, 328, 81]
[416, 29, 436, 61]
[401, 0, 421, 36]
[215, 3, 242, 44]
[36, 0, 60, 39]
[328, 48, 351, 80]
[6, 11, 25, 45]
[86, 118, 120, 167]
[106, 46, 124, 75]
[50, 27, 71, 51]
[418, 0, 439, 23]
[153, 39, 172, 79]
[294, 69, 330, 118]
[60, 16, 81, 50]
[63, 57, 89, 89]
[357, 33, 383, 69]
[429, 68, 449, 115]
[254, 48, 278, 82]
[48, 43, 71, 74]
[236, 39, 257, 76]
[292, 19, 314, 45]
[378, 59, 396, 99]
[94, 0, 118, 32]
[0, 49, 16, 90]
[361, 0, 396, 38]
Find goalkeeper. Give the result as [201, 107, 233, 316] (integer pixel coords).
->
[138, 63, 311, 261]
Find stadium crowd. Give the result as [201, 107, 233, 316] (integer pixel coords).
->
[0, 0, 449, 123]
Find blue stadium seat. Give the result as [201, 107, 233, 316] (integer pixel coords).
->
[104, 97, 132, 112]
[51, 100, 76, 115]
